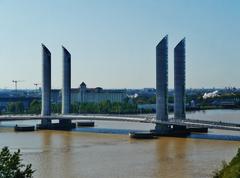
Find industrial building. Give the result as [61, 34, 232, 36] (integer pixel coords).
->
[51, 82, 127, 104]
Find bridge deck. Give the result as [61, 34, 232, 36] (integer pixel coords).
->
[0, 115, 240, 131]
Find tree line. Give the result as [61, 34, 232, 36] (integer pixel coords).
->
[1, 100, 140, 114]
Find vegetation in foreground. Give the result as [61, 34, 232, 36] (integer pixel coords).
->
[213, 148, 240, 178]
[0, 147, 34, 178]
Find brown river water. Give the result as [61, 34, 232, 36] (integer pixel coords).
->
[0, 109, 240, 178]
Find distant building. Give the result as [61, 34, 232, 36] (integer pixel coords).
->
[51, 82, 127, 104]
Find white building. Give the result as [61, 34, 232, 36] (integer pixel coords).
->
[52, 82, 127, 104]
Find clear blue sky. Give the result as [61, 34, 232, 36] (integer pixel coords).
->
[0, 0, 239, 89]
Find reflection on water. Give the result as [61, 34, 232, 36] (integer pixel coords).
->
[0, 110, 240, 178]
[155, 138, 188, 177]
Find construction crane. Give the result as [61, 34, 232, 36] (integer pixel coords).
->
[12, 80, 24, 91]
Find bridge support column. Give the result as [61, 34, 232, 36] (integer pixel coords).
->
[174, 38, 186, 120]
[155, 35, 169, 133]
[60, 46, 74, 129]
[62, 46, 71, 115]
[41, 44, 52, 127]
[153, 36, 189, 136]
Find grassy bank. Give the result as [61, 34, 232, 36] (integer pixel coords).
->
[213, 148, 240, 178]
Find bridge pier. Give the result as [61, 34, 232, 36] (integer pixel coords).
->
[152, 123, 190, 137]
[41, 44, 52, 128]
[153, 37, 190, 137]
[60, 46, 74, 130]
[38, 45, 75, 131]
[37, 119, 76, 131]
[59, 119, 75, 130]
[62, 46, 71, 115]
[156, 35, 168, 123]
[154, 124, 171, 134]
[174, 38, 186, 120]
[41, 118, 51, 126]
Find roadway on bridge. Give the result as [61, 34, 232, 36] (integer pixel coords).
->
[1, 114, 240, 131]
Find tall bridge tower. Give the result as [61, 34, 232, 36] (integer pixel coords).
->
[62, 46, 71, 114]
[156, 35, 168, 122]
[41, 44, 52, 126]
[155, 35, 170, 132]
[174, 38, 186, 120]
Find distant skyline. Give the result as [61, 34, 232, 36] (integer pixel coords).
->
[0, 0, 240, 89]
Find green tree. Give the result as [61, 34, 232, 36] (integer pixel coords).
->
[51, 103, 61, 113]
[76, 100, 139, 114]
[7, 102, 16, 113]
[7, 102, 24, 114]
[0, 147, 35, 178]
[16, 102, 24, 113]
[148, 96, 156, 104]
[72, 102, 80, 113]
[111, 102, 121, 114]
[99, 100, 111, 113]
[121, 102, 137, 113]
[79, 103, 99, 113]
[28, 100, 41, 114]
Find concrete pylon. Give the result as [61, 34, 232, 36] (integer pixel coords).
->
[174, 38, 186, 119]
[41, 44, 51, 125]
[62, 46, 71, 114]
[156, 35, 168, 122]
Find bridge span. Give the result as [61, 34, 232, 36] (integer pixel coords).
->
[1, 114, 240, 132]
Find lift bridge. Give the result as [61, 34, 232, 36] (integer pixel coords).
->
[0, 115, 240, 132]
[2, 39, 240, 135]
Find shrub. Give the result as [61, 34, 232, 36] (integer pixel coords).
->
[0, 147, 34, 178]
